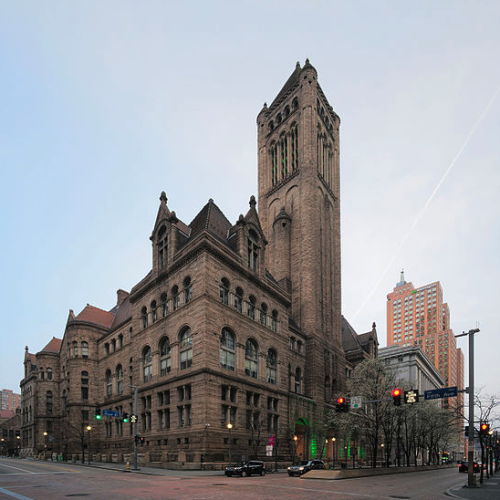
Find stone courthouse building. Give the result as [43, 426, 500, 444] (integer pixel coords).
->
[20, 60, 377, 467]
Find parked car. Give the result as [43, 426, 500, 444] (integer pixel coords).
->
[225, 460, 266, 477]
[458, 461, 480, 473]
[287, 459, 326, 476]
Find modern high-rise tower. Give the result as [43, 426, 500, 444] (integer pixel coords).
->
[386, 271, 464, 395]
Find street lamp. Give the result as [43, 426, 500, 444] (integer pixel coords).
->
[227, 423, 233, 466]
[43, 431, 48, 459]
[332, 437, 336, 469]
[86, 426, 92, 465]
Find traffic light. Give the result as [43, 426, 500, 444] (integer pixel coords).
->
[130, 414, 138, 424]
[464, 425, 469, 437]
[140, 436, 146, 445]
[480, 422, 490, 436]
[335, 397, 349, 413]
[392, 388, 402, 406]
[95, 408, 102, 420]
[122, 412, 129, 423]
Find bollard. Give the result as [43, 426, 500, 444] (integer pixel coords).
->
[126, 461, 130, 471]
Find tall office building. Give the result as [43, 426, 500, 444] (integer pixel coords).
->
[386, 271, 464, 395]
[0, 389, 20, 412]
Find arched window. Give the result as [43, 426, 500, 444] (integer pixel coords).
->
[159, 337, 171, 376]
[271, 310, 278, 332]
[151, 301, 157, 323]
[106, 370, 112, 396]
[260, 303, 268, 327]
[46, 391, 53, 414]
[158, 225, 168, 269]
[220, 328, 235, 371]
[161, 292, 168, 317]
[291, 123, 299, 170]
[62, 390, 67, 415]
[39, 368, 44, 381]
[141, 307, 148, 328]
[81, 370, 89, 400]
[267, 349, 277, 384]
[116, 365, 124, 395]
[247, 230, 258, 271]
[219, 278, 230, 305]
[245, 339, 258, 378]
[280, 133, 288, 178]
[183, 276, 193, 304]
[295, 367, 302, 394]
[172, 285, 180, 311]
[73, 341, 78, 358]
[46, 368, 53, 380]
[81, 341, 89, 358]
[179, 328, 193, 370]
[270, 142, 278, 186]
[234, 287, 243, 313]
[247, 295, 256, 320]
[143, 346, 153, 382]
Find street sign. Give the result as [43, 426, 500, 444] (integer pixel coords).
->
[424, 386, 458, 401]
[266, 445, 273, 456]
[404, 390, 419, 404]
[351, 396, 362, 409]
[102, 410, 120, 417]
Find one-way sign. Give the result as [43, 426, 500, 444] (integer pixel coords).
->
[424, 386, 458, 401]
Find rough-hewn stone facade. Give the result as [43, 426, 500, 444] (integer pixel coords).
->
[19, 61, 376, 468]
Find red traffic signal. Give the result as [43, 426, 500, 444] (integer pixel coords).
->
[480, 422, 490, 435]
[335, 397, 349, 413]
[392, 388, 402, 406]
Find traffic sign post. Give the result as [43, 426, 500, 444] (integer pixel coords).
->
[404, 390, 419, 404]
[350, 396, 362, 409]
[424, 386, 458, 401]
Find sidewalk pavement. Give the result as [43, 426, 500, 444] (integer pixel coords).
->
[447, 472, 500, 500]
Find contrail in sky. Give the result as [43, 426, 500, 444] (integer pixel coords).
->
[352, 81, 500, 323]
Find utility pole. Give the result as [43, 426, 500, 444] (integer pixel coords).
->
[456, 328, 479, 488]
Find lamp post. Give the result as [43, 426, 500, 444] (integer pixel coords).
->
[130, 385, 139, 470]
[43, 431, 48, 459]
[227, 423, 233, 466]
[332, 437, 336, 469]
[86, 426, 92, 465]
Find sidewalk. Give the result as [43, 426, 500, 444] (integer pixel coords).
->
[447, 472, 500, 500]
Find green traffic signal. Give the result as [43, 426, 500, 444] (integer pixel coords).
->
[95, 408, 102, 420]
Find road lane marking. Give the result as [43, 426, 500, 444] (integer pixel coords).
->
[0, 464, 36, 474]
[0, 487, 35, 500]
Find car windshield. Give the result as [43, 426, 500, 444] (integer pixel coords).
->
[299, 460, 310, 465]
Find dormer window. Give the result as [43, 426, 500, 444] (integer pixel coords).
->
[158, 225, 168, 269]
[247, 230, 259, 271]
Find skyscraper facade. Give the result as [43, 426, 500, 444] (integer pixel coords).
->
[386, 272, 464, 399]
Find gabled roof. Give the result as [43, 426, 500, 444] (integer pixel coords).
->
[74, 305, 115, 329]
[342, 316, 362, 353]
[188, 198, 232, 243]
[41, 337, 62, 354]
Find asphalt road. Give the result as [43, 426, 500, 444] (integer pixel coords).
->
[0, 458, 491, 500]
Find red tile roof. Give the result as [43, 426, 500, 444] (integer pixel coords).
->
[75, 305, 115, 329]
[41, 337, 62, 354]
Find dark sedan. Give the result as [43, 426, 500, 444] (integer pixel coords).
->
[287, 459, 326, 476]
[225, 460, 266, 477]
[458, 461, 480, 473]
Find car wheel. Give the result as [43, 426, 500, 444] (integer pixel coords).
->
[241, 470, 248, 477]
[260, 469, 265, 476]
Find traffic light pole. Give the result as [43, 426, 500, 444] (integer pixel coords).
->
[456, 328, 479, 488]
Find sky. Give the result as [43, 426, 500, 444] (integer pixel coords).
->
[1, 1, 499, 405]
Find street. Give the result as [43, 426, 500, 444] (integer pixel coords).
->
[0, 458, 472, 500]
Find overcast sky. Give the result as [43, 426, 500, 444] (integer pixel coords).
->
[1, 1, 499, 405]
